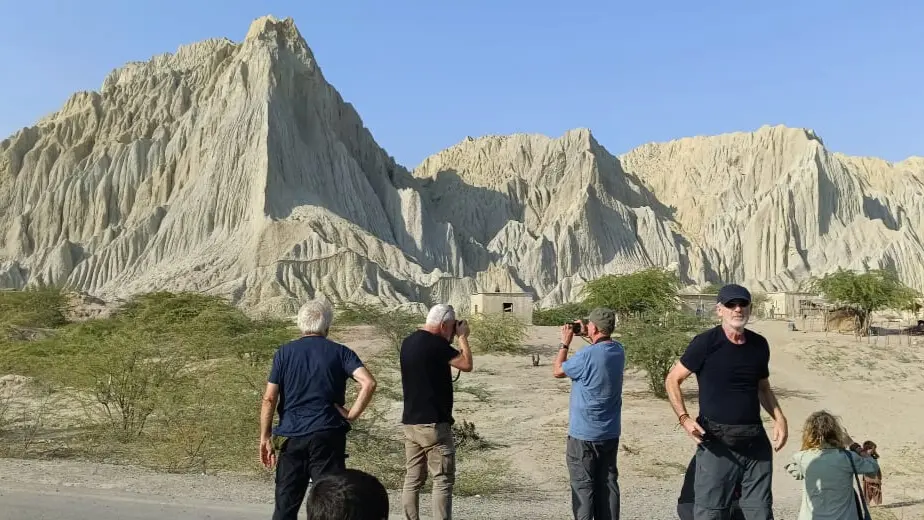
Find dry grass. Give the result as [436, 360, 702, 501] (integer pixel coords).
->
[0, 290, 520, 496]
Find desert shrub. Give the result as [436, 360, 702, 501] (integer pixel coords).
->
[619, 312, 713, 398]
[334, 302, 422, 354]
[533, 302, 591, 326]
[0, 290, 522, 493]
[0, 290, 297, 469]
[333, 302, 382, 325]
[83, 331, 190, 438]
[0, 287, 69, 335]
[465, 312, 527, 354]
[581, 268, 680, 318]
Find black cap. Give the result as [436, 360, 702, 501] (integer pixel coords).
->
[716, 284, 751, 305]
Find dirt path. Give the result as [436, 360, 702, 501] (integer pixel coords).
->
[447, 320, 923, 519]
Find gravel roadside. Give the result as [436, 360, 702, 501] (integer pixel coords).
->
[0, 458, 801, 519]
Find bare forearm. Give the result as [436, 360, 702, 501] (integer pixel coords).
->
[348, 382, 376, 420]
[665, 377, 689, 419]
[260, 398, 276, 440]
[759, 385, 785, 421]
[458, 338, 473, 370]
[553, 346, 568, 378]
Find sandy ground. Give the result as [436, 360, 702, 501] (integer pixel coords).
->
[1, 319, 922, 519]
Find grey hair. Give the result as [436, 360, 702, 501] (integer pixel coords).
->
[425, 304, 456, 326]
[296, 298, 334, 335]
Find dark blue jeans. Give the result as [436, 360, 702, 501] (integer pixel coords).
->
[566, 435, 620, 520]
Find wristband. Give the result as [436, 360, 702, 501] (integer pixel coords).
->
[678, 413, 690, 426]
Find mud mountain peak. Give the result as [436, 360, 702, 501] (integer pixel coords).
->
[2, 16, 923, 315]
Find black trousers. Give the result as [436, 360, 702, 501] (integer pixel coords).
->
[566, 435, 620, 520]
[693, 418, 773, 520]
[273, 429, 347, 520]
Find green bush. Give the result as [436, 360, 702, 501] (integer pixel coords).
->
[465, 312, 527, 354]
[582, 268, 680, 317]
[619, 312, 713, 398]
[0, 287, 69, 334]
[0, 291, 521, 494]
[533, 302, 590, 326]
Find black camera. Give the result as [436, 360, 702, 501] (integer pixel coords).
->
[569, 319, 587, 335]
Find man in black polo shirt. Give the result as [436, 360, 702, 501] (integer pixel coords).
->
[665, 284, 788, 520]
[399, 303, 473, 520]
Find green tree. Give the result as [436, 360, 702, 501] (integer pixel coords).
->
[532, 302, 591, 326]
[811, 268, 920, 335]
[581, 268, 680, 318]
[619, 311, 712, 398]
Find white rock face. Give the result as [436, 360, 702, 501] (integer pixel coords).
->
[1, 16, 923, 315]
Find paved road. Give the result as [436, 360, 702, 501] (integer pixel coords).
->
[0, 485, 274, 520]
[0, 484, 481, 520]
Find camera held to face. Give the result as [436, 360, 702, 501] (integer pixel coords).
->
[569, 319, 588, 336]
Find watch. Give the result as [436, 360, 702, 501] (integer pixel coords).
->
[559, 343, 569, 350]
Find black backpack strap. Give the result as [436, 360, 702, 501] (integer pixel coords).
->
[842, 449, 872, 520]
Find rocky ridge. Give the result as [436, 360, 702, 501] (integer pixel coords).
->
[2, 15, 922, 315]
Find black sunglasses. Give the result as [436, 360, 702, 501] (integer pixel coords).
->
[722, 300, 750, 309]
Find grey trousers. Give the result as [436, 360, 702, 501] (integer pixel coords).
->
[566, 435, 620, 520]
[694, 420, 773, 520]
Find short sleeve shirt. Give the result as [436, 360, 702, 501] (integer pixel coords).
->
[268, 335, 364, 437]
[679, 326, 770, 425]
[399, 329, 459, 425]
[562, 339, 626, 441]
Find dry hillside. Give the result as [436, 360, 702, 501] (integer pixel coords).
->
[1, 15, 923, 314]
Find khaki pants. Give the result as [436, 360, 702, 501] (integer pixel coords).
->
[402, 423, 456, 520]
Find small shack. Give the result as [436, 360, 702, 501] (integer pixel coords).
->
[470, 291, 534, 325]
[677, 293, 717, 316]
[764, 291, 825, 319]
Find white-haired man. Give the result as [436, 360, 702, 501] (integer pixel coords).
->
[665, 284, 787, 520]
[399, 303, 473, 520]
[260, 298, 378, 520]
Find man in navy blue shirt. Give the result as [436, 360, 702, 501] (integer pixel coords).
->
[260, 298, 378, 520]
[553, 307, 625, 520]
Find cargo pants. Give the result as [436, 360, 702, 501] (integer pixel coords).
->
[693, 417, 774, 520]
[402, 422, 456, 520]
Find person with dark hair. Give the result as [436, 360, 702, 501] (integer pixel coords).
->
[305, 469, 390, 520]
[861, 440, 882, 505]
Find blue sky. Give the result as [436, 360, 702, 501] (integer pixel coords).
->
[1, 1, 921, 168]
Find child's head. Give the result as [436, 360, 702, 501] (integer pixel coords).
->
[863, 440, 879, 459]
[801, 410, 845, 450]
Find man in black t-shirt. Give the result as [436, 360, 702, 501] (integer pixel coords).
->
[665, 284, 788, 520]
[399, 303, 473, 520]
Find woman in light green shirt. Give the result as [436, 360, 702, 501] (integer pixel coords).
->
[785, 410, 880, 520]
